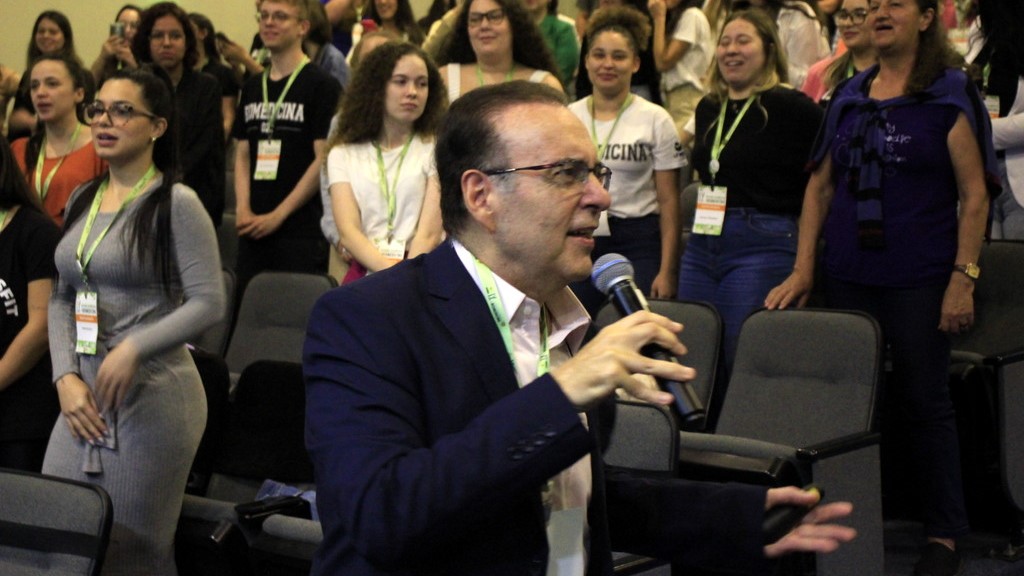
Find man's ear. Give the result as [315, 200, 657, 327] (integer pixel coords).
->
[461, 169, 499, 233]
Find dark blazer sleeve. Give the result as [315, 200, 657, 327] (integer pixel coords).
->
[303, 253, 594, 574]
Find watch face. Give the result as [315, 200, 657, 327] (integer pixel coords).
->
[966, 263, 980, 278]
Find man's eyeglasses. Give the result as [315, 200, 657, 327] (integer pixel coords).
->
[255, 11, 298, 24]
[834, 8, 868, 25]
[84, 102, 158, 126]
[468, 9, 506, 27]
[484, 159, 612, 190]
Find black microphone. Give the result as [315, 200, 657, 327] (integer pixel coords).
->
[591, 254, 706, 431]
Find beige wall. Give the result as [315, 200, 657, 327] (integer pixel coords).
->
[0, 0, 437, 75]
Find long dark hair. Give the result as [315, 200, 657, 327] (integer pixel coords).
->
[132, 2, 200, 71]
[328, 41, 448, 147]
[0, 133, 42, 212]
[64, 66, 180, 291]
[665, 0, 705, 43]
[438, 0, 560, 78]
[188, 13, 222, 63]
[902, 0, 963, 95]
[26, 11, 81, 69]
[23, 55, 92, 177]
[364, 0, 426, 46]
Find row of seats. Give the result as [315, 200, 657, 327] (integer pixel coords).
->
[2, 241, 1021, 575]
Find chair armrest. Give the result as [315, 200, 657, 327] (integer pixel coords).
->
[984, 347, 1024, 368]
[795, 431, 880, 462]
[677, 449, 803, 487]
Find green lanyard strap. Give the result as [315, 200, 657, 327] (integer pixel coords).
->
[261, 57, 309, 138]
[475, 63, 515, 87]
[589, 94, 633, 161]
[0, 208, 9, 231]
[75, 164, 158, 283]
[709, 95, 755, 183]
[474, 258, 550, 377]
[373, 135, 414, 240]
[35, 123, 83, 201]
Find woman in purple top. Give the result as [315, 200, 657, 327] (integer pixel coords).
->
[766, 0, 1000, 574]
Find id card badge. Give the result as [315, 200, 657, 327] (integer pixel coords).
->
[254, 139, 282, 181]
[985, 95, 1000, 119]
[693, 185, 727, 236]
[75, 291, 99, 355]
[594, 210, 611, 237]
[374, 238, 407, 268]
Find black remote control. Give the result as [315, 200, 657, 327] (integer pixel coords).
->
[763, 485, 824, 543]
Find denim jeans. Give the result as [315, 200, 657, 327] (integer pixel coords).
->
[992, 162, 1024, 240]
[676, 208, 798, 372]
[825, 277, 969, 539]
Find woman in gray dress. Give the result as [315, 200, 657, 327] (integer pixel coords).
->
[44, 66, 225, 575]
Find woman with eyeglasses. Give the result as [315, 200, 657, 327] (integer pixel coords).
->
[43, 66, 224, 575]
[11, 56, 106, 226]
[133, 2, 226, 227]
[0, 133, 61, 473]
[8, 11, 90, 142]
[567, 6, 686, 314]
[437, 0, 564, 100]
[677, 9, 823, 372]
[90, 4, 143, 87]
[766, 0, 999, 572]
[800, 0, 877, 103]
[325, 41, 447, 283]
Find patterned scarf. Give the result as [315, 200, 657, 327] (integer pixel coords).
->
[808, 65, 1001, 249]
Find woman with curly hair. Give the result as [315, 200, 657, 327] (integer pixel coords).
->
[325, 41, 447, 282]
[568, 6, 686, 313]
[364, 0, 426, 46]
[437, 0, 564, 100]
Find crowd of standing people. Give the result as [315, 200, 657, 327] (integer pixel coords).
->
[0, 0, 1021, 575]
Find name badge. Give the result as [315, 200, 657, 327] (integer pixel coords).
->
[693, 185, 727, 236]
[594, 210, 611, 237]
[985, 95, 1000, 119]
[374, 238, 406, 267]
[254, 139, 282, 181]
[75, 291, 99, 355]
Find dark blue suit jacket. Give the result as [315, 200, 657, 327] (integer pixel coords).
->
[304, 241, 770, 575]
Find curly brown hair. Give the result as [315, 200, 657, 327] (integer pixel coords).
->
[586, 6, 652, 55]
[327, 41, 448, 147]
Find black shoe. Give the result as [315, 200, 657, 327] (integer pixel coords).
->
[913, 542, 963, 576]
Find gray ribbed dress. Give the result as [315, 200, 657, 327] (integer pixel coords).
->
[44, 181, 225, 576]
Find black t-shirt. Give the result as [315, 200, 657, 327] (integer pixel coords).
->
[202, 60, 242, 98]
[0, 207, 60, 441]
[233, 64, 340, 238]
[691, 86, 823, 215]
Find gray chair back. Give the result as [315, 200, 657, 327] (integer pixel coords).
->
[604, 401, 679, 473]
[717, 308, 882, 449]
[596, 299, 721, 419]
[224, 271, 336, 375]
[0, 468, 113, 576]
[950, 240, 1024, 358]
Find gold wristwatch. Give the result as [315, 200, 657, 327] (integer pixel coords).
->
[953, 263, 980, 281]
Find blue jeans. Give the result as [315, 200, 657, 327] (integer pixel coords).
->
[825, 277, 969, 539]
[676, 209, 798, 373]
[992, 162, 1024, 239]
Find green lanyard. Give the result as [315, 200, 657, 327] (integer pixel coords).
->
[373, 134, 414, 240]
[35, 123, 82, 201]
[709, 95, 755, 183]
[473, 258, 550, 377]
[75, 164, 158, 283]
[261, 56, 309, 138]
[589, 94, 633, 161]
[0, 208, 8, 231]
[475, 63, 515, 87]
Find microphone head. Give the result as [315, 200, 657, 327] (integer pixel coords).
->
[591, 253, 635, 295]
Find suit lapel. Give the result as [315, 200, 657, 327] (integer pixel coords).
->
[424, 242, 521, 404]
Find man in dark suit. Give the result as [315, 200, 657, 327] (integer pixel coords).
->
[303, 81, 855, 576]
